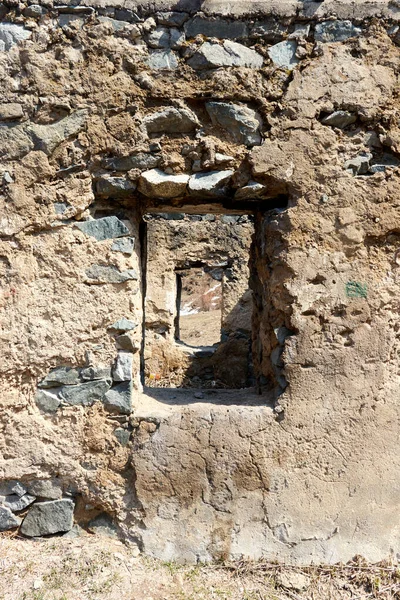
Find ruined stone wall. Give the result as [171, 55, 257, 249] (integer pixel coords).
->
[0, 0, 400, 563]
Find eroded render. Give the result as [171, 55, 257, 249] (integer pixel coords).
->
[0, 0, 399, 563]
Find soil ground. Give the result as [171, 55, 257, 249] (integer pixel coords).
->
[179, 310, 222, 347]
[0, 535, 399, 600]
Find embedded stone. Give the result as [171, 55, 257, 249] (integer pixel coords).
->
[321, 111, 357, 128]
[85, 265, 138, 284]
[20, 499, 74, 537]
[268, 40, 299, 69]
[59, 379, 111, 407]
[27, 110, 88, 155]
[187, 41, 264, 70]
[88, 513, 119, 538]
[108, 318, 138, 333]
[0, 103, 23, 121]
[188, 170, 233, 197]
[114, 427, 131, 446]
[146, 27, 184, 49]
[0, 481, 27, 497]
[250, 18, 286, 42]
[27, 479, 63, 500]
[111, 237, 135, 255]
[0, 23, 31, 51]
[369, 154, 400, 173]
[75, 216, 130, 241]
[344, 153, 372, 175]
[156, 11, 188, 27]
[315, 21, 362, 43]
[144, 107, 199, 134]
[95, 176, 136, 198]
[104, 381, 132, 415]
[80, 366, 112, 381]
[3, 493, 36, 512]
[0, 506, 21, 531]
[102, 153, 160, 172]
[115, 332, 139, 352]
[205, 102, 262, 146]
[146, 50, 178, 70]
[139, 169, 189, 198]
[36, 390, 60, 413]
[112, 352, 133, 382]
[289, 23, 311, 40]
[235, 181, 266, 200]
[184, 17, 248, 40]
[24, 5, 46, 18]
[215, 153, 234, 165]
[39, 367, 81, 388]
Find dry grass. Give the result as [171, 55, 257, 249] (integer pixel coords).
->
[0, 536, 400, 600]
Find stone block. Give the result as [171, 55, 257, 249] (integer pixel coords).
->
[268, 40, 299, 69]
[80, 366, 112, 381]
[2, 493, 35, 512]
[188, 170, 233, 197]
[59, 379, 111, 407]
[39, 367, 81, 388]
[315, 21, 362, 43]
[146, 26, 185, 49]
[111, 237, 135, 255]
[250, 18, 286, 42]
[75, 216, 130, 241]
[95, 176, 136, 198]
[102, 153, 160, 172]
[114, 427, 131, 446]
[20, 499, 74, 537]
[104, 381, 132, 415]
[0, 481, 27, 497]
[112, 352, 133, 382]
[116, 332, 139, 352]
[321, 111, 357, 128]
[85, 265, 138, 284]
[36, 390, 61, 413]
[23, 5, 46, 18]
[184, 16, 248, 40]
[139, 169, 189, 198]
[205, 102, 262, 146]
[27, 479, 63, 500]
[156, 12, 188, 27]
[0, 103, 23, 121]
[0, 506, 21, 531]
[0, 23, 31, 51]
[108, 318, 138, 333]
[143, 107, 199, 134]
[146, 50, 178, 70]
[344, 153, 372, 175]
[188, 41, 264, 70]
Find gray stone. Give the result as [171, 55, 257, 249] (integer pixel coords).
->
[369, 154, 400, 173]
[289, 23, 311, 40]
[10, 482, 27, 497]
[27, 479, 63, 500]
[54, 202, 69, 215]
[36, 390, 60, 413]
[156, 11, 188, 27]
[95, 176, 136, 198]
[98, 16, 130, 31]
[188, 170, 233, 197]
[139, 169, 189, 198]
[0, 506, 21, 531]
[146, 26, 184, 49]
[111, 237, 135, 255]
[116, 332, 139, 352]
[315, 21, 362, 43]
[108, 318, 138, 333]
[85, 265, 138, 284]
[20, 499, 74, 537]
[184, 17, 248, 40]
[104, 381, 132, 415]
[221, 215, 240, 224]
[321, 111, 357, 128]
[188, 41, 263, 70]
[215, 152, 234, 165]
[144, 107, 199, 134]
[146, 50, 178, 70]
[112, 352, 133, 382]
[59, 379, 111, 407]
[0, 103, 23, 121]
[24, 5, 46, 18]
[75, 216, 129, 241]
[114, 9, 141, 23]
[235, 181, 266, 200]
[344, 153, 372, 175]
[2, 493, 36, 512]
[206, 102, 262, 147]
[27, 110, 88, 155]
[102, 153, 160, 172]
[114, 427, 131, 446]
[250, 18, 286, 42]
[268, 40, 299, 69]
[80, 366, 112, 381]
[0, 481, 27, 497]
[39, 367, 81, 388]
[88, 513, 119, 538]
[0, 123, 34, 160]
[0, 23, 31, 51]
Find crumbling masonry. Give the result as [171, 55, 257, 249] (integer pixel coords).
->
[0, 0, 400, 563]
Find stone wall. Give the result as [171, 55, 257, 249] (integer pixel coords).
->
[0, 0, 399, 564]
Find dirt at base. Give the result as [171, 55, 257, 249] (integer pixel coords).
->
[179, 310, 222, 347]
[0, 536, 398, 600]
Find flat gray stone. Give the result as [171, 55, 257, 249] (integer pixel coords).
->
[108, 318, 138, 333]
[81, 366, 112, 381]
[85, 265, 138, 284]
[187, 40, 263, 70]
[139, 169, 189, 198]
[114, 427, 131, 446]
[0, 481, 27, 497]
[20, 499, 74, 537]
[146, 50, 178, 70]
[289, 23, 311, 40]
[116, 332, 139, 352]
[104, 381, 132, 415]
[24, 4, 46, 18]
[2, 493, 36, 512]
[27, 110, 88, 155]
[188, 170, 233, 197]
[39, 367, 81, 388]
[268, 40, 299, 69]
[0, 23, 31, 51]
[184, 16, 247, 40]
[98, 16, 130, 31]
[156, 11, 188, 27]
[144, 107, 199, 134]
[250, 18, 286, 42]
[88, 513, 119, 538]
[112, 352, 133, 382]
[27, 479, 63, 500]
[206, 102, 262, 146]
[315, 21, 362, 43]
[59, 379, 111, 407]
[0, 103, 23, 121]
[146, 26, 184, 49]
[95, 176, 136, 198]
[75, 216, 130, 241]
[235, 181, 266, 200]
[345, 153, 372, 175]
[102, 153, 160, 172]
[111, 237, 135, 255]
[0, 123, 34, 160]
[0, 506, 21, 531]
[321, 111, 357, 128]
[36, 390, 60, 413]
